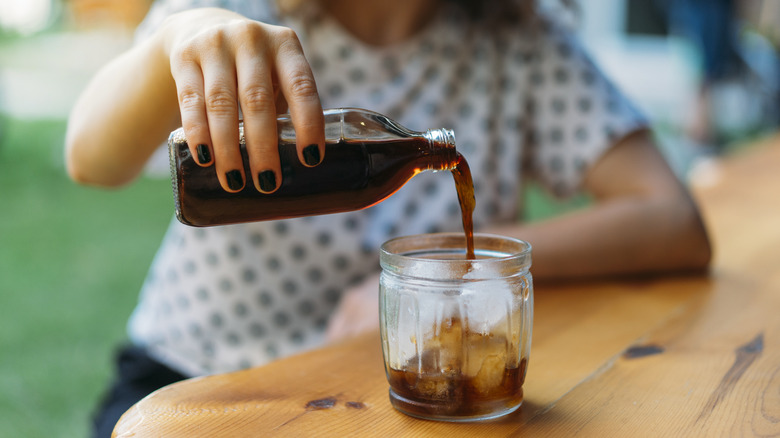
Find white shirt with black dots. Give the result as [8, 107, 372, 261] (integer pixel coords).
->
[128, 0, 647, 377]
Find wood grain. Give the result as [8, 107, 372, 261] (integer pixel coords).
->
[113, 136, 780, 437]
[516, 138, 780, 438]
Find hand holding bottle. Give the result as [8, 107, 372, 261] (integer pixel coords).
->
[66, 8, 325, 192]
[159, 8, 325, 193]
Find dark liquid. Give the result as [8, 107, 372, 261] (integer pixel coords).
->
[387, 354, 526, 419]
[386, 317, 526, 419]
[451, 155, 475, 259]
[173, 137, 458, 226]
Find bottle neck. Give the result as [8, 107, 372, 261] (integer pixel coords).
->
[423, 128, 458, 171]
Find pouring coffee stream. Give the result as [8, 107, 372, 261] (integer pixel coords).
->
[451, 154, 476, 259]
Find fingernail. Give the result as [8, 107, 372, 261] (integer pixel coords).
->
[196, 144, 211, 164]
[257, 170, 277, 192]
[226, 170, 244, 191]
[303, 144, 321, 166]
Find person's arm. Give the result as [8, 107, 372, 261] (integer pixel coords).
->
[488, 129, 712, 280]
[65, 25, 179, 187]
[66, 8, 325, 192]
[324, 129, 712, 343]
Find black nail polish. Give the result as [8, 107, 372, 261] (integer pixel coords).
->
[303, 144, 321, 166]
[257, 170, 276, 192]
[226, 170, 244, 191]
[196, 144, 211, 164]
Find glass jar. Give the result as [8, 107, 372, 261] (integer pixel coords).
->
[379, 233, 533, 421]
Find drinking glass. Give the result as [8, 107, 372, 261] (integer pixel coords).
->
[379, 233, 533, 421]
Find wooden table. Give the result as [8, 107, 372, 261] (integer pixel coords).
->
[113, 138, 780, 437]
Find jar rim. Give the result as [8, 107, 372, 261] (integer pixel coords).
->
[380, 232, 532, 281]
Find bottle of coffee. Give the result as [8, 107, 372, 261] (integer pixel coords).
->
[169, 108, 460, 227]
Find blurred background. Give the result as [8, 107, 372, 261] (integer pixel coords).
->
[1, 0, 778, 436]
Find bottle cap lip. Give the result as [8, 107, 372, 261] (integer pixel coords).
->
[423, 128, 458, 170]
[426, 128, 456, 149]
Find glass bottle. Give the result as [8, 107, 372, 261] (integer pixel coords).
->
[168, 108, 459, 226]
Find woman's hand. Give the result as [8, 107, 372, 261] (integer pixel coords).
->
[160, 8, 325, 193]
[325, 273, 381, 344]
[67, 8, 324, 189]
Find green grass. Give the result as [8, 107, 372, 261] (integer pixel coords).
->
[0, 116, 172, 437]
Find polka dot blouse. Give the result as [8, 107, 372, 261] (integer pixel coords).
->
[130, 0, 647, 376]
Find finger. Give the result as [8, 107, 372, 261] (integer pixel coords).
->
[236, 46, 281, 193]
[171, 56, 213, 167]
[273, 29, 324, 167]
[201, 47, 244, 192]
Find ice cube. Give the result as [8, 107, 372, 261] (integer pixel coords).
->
[416, 374, 453, 400]
[472, 353, 506, 395]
